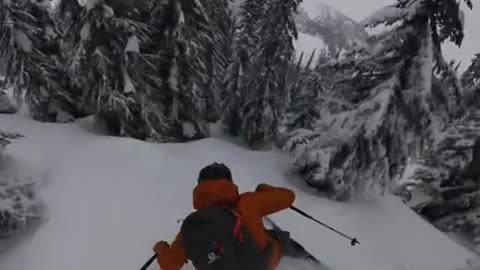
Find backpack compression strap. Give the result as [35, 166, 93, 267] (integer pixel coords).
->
[231, 209, 243, 244]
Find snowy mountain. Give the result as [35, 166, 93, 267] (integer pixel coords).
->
[0, 113, 479, 270]
[293, 0, 368, 64]
[231, 0, 368, 65]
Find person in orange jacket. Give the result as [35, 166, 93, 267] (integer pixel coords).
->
[153, 162, 296, 270]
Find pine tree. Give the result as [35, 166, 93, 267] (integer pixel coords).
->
[282, 53, 323, 132]
[62, 0, 181, 141]
[201, 0, 235, 120]
[240, 0, 302, 146]
[223, 0, 265, 136]
[462, 53, 480, 108]
[173, 0, 217, 135]
[0, 0, 80, 122]
[463, 53, 480, 89]
[54, 0, 216, 142]
[408, 110, 480, 255]
[285, 0, 472, 201]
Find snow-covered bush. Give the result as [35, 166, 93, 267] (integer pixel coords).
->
[0, 130, 22, 152]
[0, 177, 42, 244]
[284, 0, 471, 201]
[0, 131, 43, 251]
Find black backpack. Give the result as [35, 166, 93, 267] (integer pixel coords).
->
[180, 205, 271, 270]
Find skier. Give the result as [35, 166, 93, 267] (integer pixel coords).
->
[152, 162, 296, 270]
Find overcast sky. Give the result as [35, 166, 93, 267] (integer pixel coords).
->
[317, 0, 479, 72]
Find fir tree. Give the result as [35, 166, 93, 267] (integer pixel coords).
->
[55, 0, 216, 142]
[0, 0, 79, 122]
[63, 0, 179, 141]
[285, 0, 472, 200]
[223, 0, 265, 136]
[174, 0, 217, 133]
[408, 110, 480, 255]
[201, 0, 235, 121]
[463, 53, 480, 89]
[462, 53, 480, 108]
[282, 52, 323, 133]
[240, 0, 302, 146]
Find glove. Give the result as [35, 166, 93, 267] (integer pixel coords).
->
[256, 183, 274, 192]
[153, 241, 170, 254]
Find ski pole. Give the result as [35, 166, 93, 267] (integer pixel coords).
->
[290, 206, 360, 246]
[140, 253, 157, 270]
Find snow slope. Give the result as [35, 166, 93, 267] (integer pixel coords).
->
[0, 113, 478, 270]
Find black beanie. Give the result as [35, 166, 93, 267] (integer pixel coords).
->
[197, 163, 232, 183]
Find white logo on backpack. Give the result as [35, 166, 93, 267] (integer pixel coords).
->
[208, 252, 220, 264]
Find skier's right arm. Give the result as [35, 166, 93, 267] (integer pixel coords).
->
[252, 183, 295, 216]
[153, 232, 188, 270]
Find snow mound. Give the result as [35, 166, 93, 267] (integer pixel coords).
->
[0, 114, 477, 270]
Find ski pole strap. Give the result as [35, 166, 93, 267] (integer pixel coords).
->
[289, 206, 360, 246]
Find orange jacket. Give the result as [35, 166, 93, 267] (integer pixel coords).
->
[155, 179, 295, 270]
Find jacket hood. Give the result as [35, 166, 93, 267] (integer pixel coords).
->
[193, 179, 240, 210]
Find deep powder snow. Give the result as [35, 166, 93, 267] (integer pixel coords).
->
[0, 114, 477, 270]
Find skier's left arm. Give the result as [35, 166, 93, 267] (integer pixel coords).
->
[153, 232, 188, 270]
[252, 183, 296, 216]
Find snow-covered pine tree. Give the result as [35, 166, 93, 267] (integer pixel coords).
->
[200, 0, 235, 121]
[407, 110, 480, 255]
[61, 0, 179, 141]
[463, 53, 480, 88]
[173, 0, 218, 136]
[400, 53, 480, 255]
[53, 0, 97, 118]
[285, 0, 472, 201]
[0, 0, 80, 122]
[56, 0, 215, 142]
[240, 0, 302, 147]
[223, 0, 265, 137]
[462, 53, 480, 108]
[282, 52, 322, 132]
